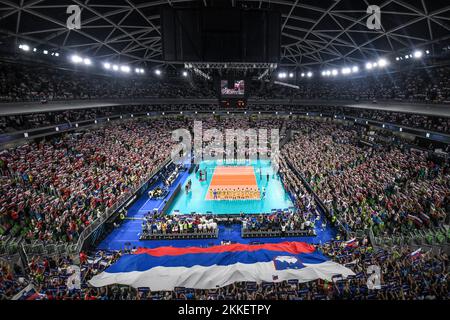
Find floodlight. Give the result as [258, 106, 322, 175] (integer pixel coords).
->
[342, 68, 351, 75]
[71, 55, 82, 63]
[378, 59, 388, 67]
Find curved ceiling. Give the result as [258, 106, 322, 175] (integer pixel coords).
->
[0, 0, 449, 68]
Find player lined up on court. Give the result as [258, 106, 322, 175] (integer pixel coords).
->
[211, 187, 260, 200]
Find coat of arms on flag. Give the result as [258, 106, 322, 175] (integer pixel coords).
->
[273, 256, 304, 270]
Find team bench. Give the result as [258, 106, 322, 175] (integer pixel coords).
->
[241, 229, 316, 238]
[139, 229, 219, 240]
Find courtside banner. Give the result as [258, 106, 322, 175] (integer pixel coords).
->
[89, 242, 355, 290]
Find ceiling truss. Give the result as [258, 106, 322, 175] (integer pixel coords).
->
[0, 0, 448, 68]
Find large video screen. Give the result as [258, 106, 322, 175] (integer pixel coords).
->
[220, 80, 245, 96]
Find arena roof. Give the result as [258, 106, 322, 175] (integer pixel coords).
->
[0, 0, 449, 67]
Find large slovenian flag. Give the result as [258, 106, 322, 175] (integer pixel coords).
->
[89, 242, 355, 290]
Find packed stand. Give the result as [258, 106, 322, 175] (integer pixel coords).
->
[0, 118, 184, 243]
[0, 260, 29, 300]
[9, 238, 449, 300]
[251, 65, 450, 103]
[2, 103, 449, 136]
[283, 119, 450, 236]
[0, 104, 218, 134]
[0, 61, 215, 102]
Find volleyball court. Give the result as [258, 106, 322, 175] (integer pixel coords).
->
[205, 166, 260, 200]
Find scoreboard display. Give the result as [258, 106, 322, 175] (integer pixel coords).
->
[220, 98, 246, 109]
[220, 80, 245, 97]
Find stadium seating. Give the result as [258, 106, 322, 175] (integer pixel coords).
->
[0, 59, 448, 301]
[3, 238, 447, 300]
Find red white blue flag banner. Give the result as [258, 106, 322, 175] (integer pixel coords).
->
[89, 242, 355, 290]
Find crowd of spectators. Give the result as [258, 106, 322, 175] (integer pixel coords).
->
[0, 118, 182, 243]
[278, 105, 450, 134]
[2, 60, 449, 104]
[1, 55, 450, 301]
[283, 119, 450, 236]
[2, 103, 449, 136]
[2, 113, 448, 244]
[0, 61, 216, 102]
[3, 238, 447, 300]
[251, 65, 450, 103]
[0, 259, 29, 300]
[0, 104, 216, 134]
[337, 107, 450, 134]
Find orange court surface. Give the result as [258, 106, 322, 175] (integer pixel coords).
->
[205, 166, 261, 200]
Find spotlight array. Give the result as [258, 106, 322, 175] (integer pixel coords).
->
[71, 55, 83, 63]
[322, 66, 358, 77]
[18, 43, 145, 76]
[18, 44, 30, 51]
[395, 49, 430, 61]
[17, 42, 432, 83]
[103, 62, 144, 74]
[378, 58, 388, 67]
[71, 55, 91, 66]
[279, 71, 312, 79]
[365, 58, 388, 70]
[341, 67, 351, 75]
[299, 72, 313, 78]
[120, 65, 130, 73]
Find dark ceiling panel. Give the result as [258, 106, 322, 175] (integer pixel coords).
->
[0, 0, 447, 67]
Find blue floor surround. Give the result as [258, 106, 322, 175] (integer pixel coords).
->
[97, 165, 336, 251]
